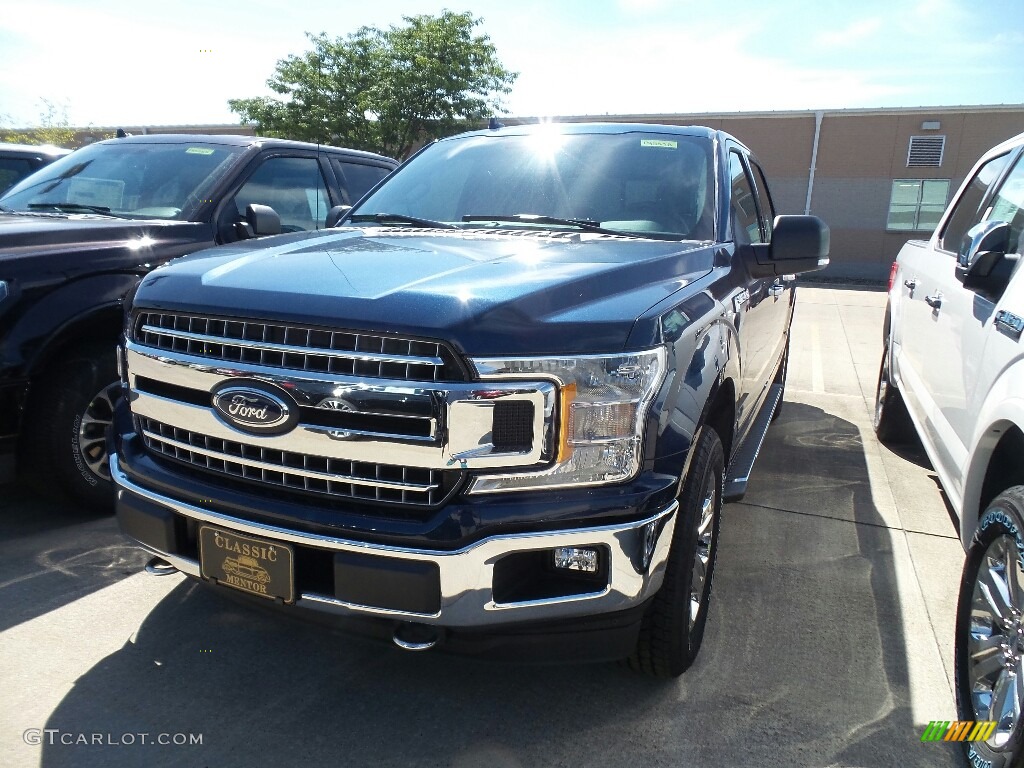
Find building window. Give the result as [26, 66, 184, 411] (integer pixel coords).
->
[887, 179, 950, 231]
[907, 135, 946, 167]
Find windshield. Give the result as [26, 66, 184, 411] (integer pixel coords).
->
[350, 129, 715, 241]
[0, 140, 246, 220]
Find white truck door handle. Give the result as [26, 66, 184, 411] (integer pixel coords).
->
[924, 293, 943, 309]
[904, 278, 918, 290]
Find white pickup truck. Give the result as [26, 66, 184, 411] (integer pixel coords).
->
[875, 130, 1024, 768]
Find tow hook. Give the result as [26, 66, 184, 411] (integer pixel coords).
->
[393, 622, 439, 651]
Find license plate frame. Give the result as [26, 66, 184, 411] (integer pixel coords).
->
[198, 525, 295, 603]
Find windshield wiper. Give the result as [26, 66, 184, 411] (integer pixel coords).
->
[28, 202, 114, 215]
[348, 212, 456, 229]
[462, 213, 648, 238]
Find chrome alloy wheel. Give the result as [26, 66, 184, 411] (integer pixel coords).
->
[968, 534, 1024, 750]
[76, 382, 120, 481]
[689, 484, 716, 628]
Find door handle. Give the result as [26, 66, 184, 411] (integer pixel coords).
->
[769, 283, 785, 298]
[924, 293, 943, 309]
[904, 278, 918, 291]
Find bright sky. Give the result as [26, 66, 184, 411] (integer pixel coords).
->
[1, 0, 1022, 128]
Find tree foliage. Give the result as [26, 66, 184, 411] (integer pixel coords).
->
[0, 99, 76, 147]
[228, 11, 517, 158]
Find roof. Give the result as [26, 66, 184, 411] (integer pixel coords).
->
[93, 134, 396, 163]
[0, 142, 72, 157]
[454, 122, 719, 140]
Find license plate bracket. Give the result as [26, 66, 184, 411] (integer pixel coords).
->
[199, 525, 295, 603]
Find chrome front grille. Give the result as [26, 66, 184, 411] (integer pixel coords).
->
[133, 311, 464, 382]
[138, 417, 451, 507]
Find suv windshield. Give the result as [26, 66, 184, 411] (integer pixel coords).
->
[0, 141, 246, 220]
[350, 129, 715, 241]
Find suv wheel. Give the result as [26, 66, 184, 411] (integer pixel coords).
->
[873, 341, 913, 442]
[23, 342, 119, 510]
[956, 487, 1024, 768]
[628, 426, 724, 677]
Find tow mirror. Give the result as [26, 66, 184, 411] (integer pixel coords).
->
[326, 204, 352, 228]
[745, 215, 830, 278]
[956, 220, 1013, 292]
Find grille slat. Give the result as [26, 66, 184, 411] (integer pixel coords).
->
[134, 311, 461, 382]
[139, 417, 446, 507]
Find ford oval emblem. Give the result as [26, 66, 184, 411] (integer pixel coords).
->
[211, 382, 298, 436]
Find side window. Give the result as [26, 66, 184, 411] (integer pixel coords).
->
[749, 161, 775, 241]
[230, 156, 330, 232]
[334, 160, 391, 204]
[985, 156, 1024, 256]
[939, 152, 1012, 253]
[0, 156, 35, 194]
[728, 152, 763, 245]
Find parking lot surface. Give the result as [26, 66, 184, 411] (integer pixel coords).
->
[0, 285, 968, 768]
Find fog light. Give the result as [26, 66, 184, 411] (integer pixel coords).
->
[553, 546, 599, 573]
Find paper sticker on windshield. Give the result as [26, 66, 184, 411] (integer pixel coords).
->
[185, 147, 215, 155]
[641, 139, 678, 149]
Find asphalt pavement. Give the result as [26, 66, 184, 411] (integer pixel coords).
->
[0, 285, 968, 768]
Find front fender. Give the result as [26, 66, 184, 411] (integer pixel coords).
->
[961, 360, 1024, 547]
[2, 273, 142, 378]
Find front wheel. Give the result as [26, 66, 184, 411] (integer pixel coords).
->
[23, 342, 119, 511]
[628, 427, 724, 677]
[956, 487, 1024, 768]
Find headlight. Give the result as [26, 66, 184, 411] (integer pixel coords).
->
[0, 280, 9, 304]
[468, 347, 667, 493]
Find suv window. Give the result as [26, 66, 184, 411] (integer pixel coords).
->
[985, 156, 1024, 256]
[230, 156, 330, 233]
[333, 160, 390, 204]
[729, 152, 763, 245]
[0, 156, 34, 194]
[939, 152, 1012, 253]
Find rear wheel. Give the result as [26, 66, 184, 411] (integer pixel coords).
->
[956, 487, 1024, 768]
[873, 341, 913, 443]
[629, 427, 724, 677]
[23, 342, 119, 511]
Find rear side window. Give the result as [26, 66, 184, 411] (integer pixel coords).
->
[939, 152, 1012, 253]
[334, 161, 391, 204]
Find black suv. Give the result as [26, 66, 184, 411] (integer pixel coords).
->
[0, 142, 71, 194]
[0, 134, 396, 506]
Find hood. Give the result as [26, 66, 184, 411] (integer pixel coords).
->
[133, 227, 716, 355]
[0, 212, 209, 278]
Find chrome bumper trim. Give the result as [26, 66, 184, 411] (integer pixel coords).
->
[112, 452, 677, 627]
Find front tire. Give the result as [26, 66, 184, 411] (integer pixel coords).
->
[23, 342, 119, 511]
[629, 427, 725, 677]
[956, 487, 1024, 768]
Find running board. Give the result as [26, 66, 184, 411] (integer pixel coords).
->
[723, 383, 783, 502]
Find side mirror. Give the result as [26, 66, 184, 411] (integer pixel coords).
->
[745, 215, 830, 278]
[956, 220, 1014, 294]
[234, 203, 282, 239]
[325, 204, 352, 228]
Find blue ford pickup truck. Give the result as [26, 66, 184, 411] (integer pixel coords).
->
[110, 123, 828, 676]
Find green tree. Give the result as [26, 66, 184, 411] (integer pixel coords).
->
[229, 11, 517, 158]
[0, 99, 76, 146]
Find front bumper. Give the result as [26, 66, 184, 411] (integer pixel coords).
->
[111, 451, 678, 629]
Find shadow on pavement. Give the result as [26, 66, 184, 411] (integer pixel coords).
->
[0, 482, 148, 633]
[32, 403, 967, 768]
